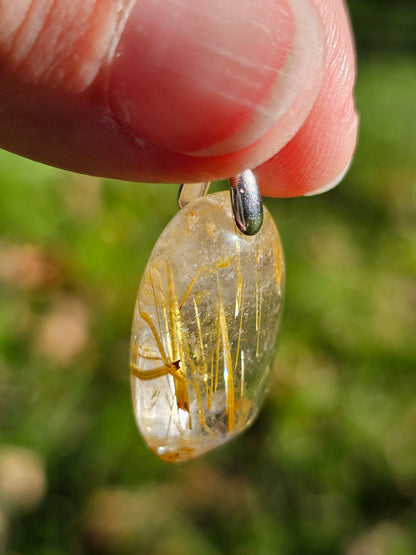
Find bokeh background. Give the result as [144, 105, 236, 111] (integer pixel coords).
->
[1, 2, 415, 553]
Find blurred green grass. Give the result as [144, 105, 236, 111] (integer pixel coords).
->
[1, 21, 416, 555]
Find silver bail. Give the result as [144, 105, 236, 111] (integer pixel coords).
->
[177, 182, 210, 208]
[178, 170, 263, 236]
[229, 169, 263, 236]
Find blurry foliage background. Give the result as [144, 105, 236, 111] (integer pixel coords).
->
[0, 1, 415, 554]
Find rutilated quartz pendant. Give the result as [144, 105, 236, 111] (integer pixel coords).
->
[130, 191, 285, 462]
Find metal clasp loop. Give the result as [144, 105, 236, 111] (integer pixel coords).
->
[229, 170, 263, 236]
[178, 169, 263, 236]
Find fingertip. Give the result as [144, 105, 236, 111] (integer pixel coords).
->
[303, 158, 352, 196]
[302, 113, 358, 196]
[255, 0, 358, 198]
[256, 105, 358, 198]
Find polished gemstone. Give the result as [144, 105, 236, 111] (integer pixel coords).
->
[130, 191, 284, 462]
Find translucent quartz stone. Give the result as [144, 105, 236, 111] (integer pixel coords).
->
[130, 191, 285, 462]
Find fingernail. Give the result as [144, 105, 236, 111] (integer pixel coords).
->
[108, 0, 298, 156]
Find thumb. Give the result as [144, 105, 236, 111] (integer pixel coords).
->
[0, 0, 325, 188]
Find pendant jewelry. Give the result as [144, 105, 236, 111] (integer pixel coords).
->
[130, 170, 285, 462]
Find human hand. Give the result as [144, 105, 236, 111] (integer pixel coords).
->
[0, 0, 357, 197]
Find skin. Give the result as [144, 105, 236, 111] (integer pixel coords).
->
[0, 0, 357, 197]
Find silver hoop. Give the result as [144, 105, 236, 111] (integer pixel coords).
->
[177, 169, 263, 236]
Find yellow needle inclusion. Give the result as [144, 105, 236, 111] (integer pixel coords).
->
[130, 192, 285, 462]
